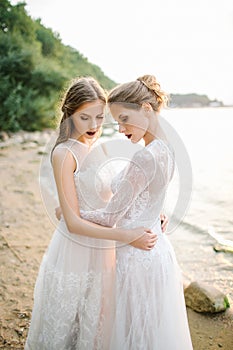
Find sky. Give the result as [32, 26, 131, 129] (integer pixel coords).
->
[11, 0, 233, 104]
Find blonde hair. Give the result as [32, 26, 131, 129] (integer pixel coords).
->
[52, 76, 106, 155]
[108, 74, 168, 112]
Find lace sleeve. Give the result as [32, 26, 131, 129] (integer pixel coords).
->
[80, 147, 157, 227]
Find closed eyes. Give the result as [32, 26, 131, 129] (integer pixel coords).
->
[119, 114, 128, 123]
[80, 114, 104, 121]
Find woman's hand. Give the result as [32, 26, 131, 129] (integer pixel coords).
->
[55, 206, 62, 220]
[129, 228, 158, 251]
[160, 213, 168, 233]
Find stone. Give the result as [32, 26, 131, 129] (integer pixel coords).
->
[21, 142, 37, 149]
[184, 281, 230, 313]
[0, 131, 9, 141]
[213, 243, 233, 254]
[37, 146, 48, 155]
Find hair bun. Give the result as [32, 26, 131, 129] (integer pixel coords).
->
[137, 75, 168, 107]
[137, 75, 161, 92]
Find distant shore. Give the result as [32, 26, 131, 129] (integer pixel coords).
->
[0, 131, 233, 349]
[169, 104, 233, 108]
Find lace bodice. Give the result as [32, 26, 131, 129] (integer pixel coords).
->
[26, 138, 117, 350]
[56, 138, 114, 211]
[81, 139, 175, 230]
[27, 139, 193, 350]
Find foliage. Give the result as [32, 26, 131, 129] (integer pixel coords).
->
[0, 0, 116, 131]
[169, 93, 223, 108]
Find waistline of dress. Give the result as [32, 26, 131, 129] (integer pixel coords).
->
[56, 218, 115, 249]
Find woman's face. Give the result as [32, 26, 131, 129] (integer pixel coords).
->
[71, 100, 105, 143]
[109, 103, 149, 143]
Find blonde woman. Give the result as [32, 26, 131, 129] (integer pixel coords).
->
[81, 75, 193, 349]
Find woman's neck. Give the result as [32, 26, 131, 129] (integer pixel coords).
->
[70, 133, 93, 147]
[143, 111, 158, 146]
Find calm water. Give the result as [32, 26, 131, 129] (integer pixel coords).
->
[162, 107, 233, 302]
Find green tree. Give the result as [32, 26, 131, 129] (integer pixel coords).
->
[0, 0, 116, 132]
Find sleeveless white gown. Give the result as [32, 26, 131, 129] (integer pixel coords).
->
[25, 139, 116, 350]
[81, 138, 193, 350]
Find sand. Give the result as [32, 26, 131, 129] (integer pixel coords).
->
[0, 138, 233, 349]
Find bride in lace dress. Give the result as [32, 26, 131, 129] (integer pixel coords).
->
[24, 77, 158, 350]
[81, 75, 193, 349]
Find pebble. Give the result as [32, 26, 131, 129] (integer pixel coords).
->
[0, 130, 55, 149]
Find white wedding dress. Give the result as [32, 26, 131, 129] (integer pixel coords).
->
[81, 138, 193, 350]
[25, 139, 116, 350]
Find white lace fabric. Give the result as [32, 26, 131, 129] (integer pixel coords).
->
[25, 138, 193, 350]
[80, 139, 193, 350]
[81, 139, 174, 230]
[25, 139, 116, 350]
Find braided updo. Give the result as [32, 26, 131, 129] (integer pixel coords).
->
[108, 74, 168, 112]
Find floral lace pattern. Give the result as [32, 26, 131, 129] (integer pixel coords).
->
[26, 259, 109, 350]
[25, 139, 115, 350]
[80, 140, 193, 350]
[81, 139, 174, 232]
[26, 138, 193, 350]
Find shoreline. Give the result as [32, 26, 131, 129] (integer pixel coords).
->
[0, 132, 233, 349]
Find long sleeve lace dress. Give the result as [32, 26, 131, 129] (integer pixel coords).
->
[81, 138, 193, 350]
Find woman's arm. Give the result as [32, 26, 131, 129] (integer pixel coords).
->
[80, 147, 157, 227]
[56, 206, 168, 233]
[51, 147, 156, 249]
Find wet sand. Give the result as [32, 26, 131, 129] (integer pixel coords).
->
[0, 139, 233, 349]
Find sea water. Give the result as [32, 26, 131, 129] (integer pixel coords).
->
[163, 107, 233, 303]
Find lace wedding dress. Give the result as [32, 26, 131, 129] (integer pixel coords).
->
[81, 139, 193, 350]
[25, 139, 116, 350]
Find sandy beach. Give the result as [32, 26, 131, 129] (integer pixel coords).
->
[0, 136, 233, 349]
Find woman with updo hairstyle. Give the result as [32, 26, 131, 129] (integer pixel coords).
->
[81, 75, 193, 349]
[108, 74, 168, 112]
[25, 76, 159, 350]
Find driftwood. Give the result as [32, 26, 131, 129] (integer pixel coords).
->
[1, 233, 24, 263]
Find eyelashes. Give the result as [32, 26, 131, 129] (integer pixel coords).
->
[80, 115, 104, 121]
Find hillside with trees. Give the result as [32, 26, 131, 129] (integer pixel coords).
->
[0, 0, 116, 131]
[0, 1, 226, 133]
[169, 93, 224, 108]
